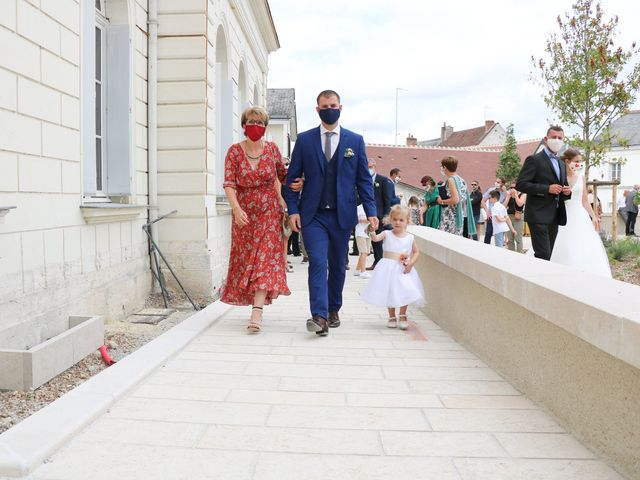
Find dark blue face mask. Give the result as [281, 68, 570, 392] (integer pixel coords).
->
[318, 108, 340, 125]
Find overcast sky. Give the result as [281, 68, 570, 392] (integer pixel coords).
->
[266, 0, 640, 145]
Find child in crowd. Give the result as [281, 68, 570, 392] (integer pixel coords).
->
[354, 204, 371, 278]
[361, 205, 425, 330]
[488, 190, 516, 248]
[408, 196, 421, 225]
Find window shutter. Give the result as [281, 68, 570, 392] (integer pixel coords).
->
[106, 24, 133, 196]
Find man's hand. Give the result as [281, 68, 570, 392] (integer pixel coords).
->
[548, 184, 563, 195]
[289, 177, 304, 193]
[289, 213, 301, 233]
[561, 185, 571, 196]
[368, 216, 379, 231]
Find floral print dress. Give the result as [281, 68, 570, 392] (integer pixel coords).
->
[220, 141, 290, 305]
[438, 175, 467, 236]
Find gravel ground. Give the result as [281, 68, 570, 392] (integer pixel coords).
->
[0, 291, 212, 435]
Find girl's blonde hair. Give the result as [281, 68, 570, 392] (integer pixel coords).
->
[408, 195, 419, 207]
[389, 204, 410, 222]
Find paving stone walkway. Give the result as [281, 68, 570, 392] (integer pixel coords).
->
[27, 257, 624, 479]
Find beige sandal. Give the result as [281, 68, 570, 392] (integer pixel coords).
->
[387, 316, 398, 328]
[398, 314, 409, 331]
[247, 306, 263, 333]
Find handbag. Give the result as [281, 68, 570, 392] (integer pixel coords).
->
[282, 213, 292, 237]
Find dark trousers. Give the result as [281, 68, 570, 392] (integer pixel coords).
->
[528, 222, 559, 261]
[626, 211, 638, 235]
[301, 210, 351, 319]
[350, 228, 359, 254]
[484, 218, 493, 244]
[288, 231, 300, 256]
[372, 217, 384, 266]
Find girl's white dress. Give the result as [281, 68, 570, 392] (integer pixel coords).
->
[550, 174, 612, 278]
[361, 231, 425, 307]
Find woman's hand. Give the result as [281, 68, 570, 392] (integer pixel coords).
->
[436, 196, 443, 205]
[279, 198, 287, 212]
[289, 177, 304, 193]
[592, 216, 601, 232]
[232, 206, 249, 226]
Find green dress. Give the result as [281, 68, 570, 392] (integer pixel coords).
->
[423, 189, 441, 229]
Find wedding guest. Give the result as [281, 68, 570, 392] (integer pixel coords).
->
[419, 176, 440, 228]
[505, 181, 526, 252]
[221, 106, 290, 333]
[436, 156, 475, 237]
[481, 177, 507, 244]
[469, 180, 483, 241]
[408, 196, 421, 225]
[625, 184, 639, 236]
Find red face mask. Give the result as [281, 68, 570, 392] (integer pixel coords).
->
[244, 124, 266, 142]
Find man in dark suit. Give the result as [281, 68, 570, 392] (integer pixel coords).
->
[516, 126, 571, 260]
[367, 158, 392, 269]
[285, 90, 377, 336]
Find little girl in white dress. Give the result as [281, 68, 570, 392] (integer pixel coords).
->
[361, 205, 425, 330]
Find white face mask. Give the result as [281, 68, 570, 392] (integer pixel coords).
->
[394, 177, 401, 184]
[494, 182, 501, 188]
[547, 138, 564, 153]
[369, 168, 375, 177]
[440, 168, 445, 176]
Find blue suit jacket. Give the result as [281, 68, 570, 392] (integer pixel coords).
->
[284, 126, 377, 230]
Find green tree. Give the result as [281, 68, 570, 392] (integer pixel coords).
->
[532, 0, 640, 178]
[496, 124, 521, 182]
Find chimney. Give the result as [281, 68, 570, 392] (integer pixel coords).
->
[441, 122, 453, 143]
[406, 133, 417, 147]
[485, 120, 495, 132]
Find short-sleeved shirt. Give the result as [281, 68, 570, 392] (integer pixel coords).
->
[491, 202, 509, 234]
[355, 204, 369, 238]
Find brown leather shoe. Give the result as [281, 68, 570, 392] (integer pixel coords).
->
[365, 266, 375, 271]
[328, 311, 340, 328]
[306, 315, 329, 336]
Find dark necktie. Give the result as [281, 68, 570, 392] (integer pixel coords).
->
[324, 131, 335, 162]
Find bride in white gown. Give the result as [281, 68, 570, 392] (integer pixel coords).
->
[551, 148, 611, 278]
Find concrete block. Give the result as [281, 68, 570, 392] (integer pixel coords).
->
[42, 122, 79, 161]
[0, 25, 40, 80]
[0, 0, 16, 31]
[0, 110, 41, 156]
[0, 68, 17, 111]
[60, 94, 79, 129]
[17, 77, 60, 123]
[0, 152, 18, 191]
[157, 81, 205, 104]
[158, 58, 205, 82]
[158, 0, 205, 14]
[134, 1, 147, 32]
[157, 148, 206, 172]
[157, 13, 205, 36]
[18, 155, 61, 193]
[40, 0, 79, 34]
[158, 126, 205, 150]
[0, 351, 26, 391]
[61, 159, 80, 193]
[17, 0, 61, 54]
[41, 50, 78, 96]
[59, 27, 79, 65]
[158, 103, 205, 127]
[158, 36, 205, 59]
[134, 49, 147, 80]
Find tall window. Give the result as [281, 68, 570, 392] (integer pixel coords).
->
[610, 161, 622, 181]
[95, 8, 106, 193]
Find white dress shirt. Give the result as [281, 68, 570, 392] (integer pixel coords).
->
[320, 124, 341, 159]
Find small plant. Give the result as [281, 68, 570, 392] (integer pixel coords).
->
[606, 238, 640, 262]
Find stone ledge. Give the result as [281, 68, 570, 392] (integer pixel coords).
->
[0, 301, 232, 477]
[0, 206, 16, 224]
[80, 204, 150, 224]
[410, 226, 640, 370]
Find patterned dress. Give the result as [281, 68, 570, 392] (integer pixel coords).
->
[438, 175, 467, 236]
[220, 141, 291, 305]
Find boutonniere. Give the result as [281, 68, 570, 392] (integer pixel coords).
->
[375, 182, 380, 188]
[344, 148, 355, 158]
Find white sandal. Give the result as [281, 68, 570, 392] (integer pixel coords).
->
[387, 317, 397, 328]
[398, 314, 409, 331]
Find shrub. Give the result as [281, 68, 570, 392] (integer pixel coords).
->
[606, 238, 640, 262]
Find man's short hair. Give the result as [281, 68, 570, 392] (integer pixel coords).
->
[490, 190, 501, 200]
[316, 90, 341, 104]
[547, 125, 564, 136]
[390, 168, 401, 177]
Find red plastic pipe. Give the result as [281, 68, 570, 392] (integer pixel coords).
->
[98, 345, 116, 366]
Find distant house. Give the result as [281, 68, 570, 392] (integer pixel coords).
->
[366, 140, 540, 198]
[266, 88, 298, 161]
[418, 121, 507, 148]
[589, 110, 640, 213]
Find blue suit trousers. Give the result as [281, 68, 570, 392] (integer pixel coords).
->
[301, 210, 352, 319]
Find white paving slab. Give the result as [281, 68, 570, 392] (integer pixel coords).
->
[15, 258, 624, 479]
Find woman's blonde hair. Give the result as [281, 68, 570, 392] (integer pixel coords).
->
[389, 204, 411, 222]
[241, 106, 269, 127]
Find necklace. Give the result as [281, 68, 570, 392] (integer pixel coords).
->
[246, 152, 263, 160]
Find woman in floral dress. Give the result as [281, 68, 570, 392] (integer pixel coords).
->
[437, 156, 472, 236]
[221, 106, 290, 332]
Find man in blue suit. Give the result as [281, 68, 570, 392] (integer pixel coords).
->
[285, 90, 378, 336]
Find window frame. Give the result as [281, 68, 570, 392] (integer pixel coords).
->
[94, 5, 108, 197]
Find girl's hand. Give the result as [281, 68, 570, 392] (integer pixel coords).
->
[403, 263, 413, 274]
[232, 206, 249, 226]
